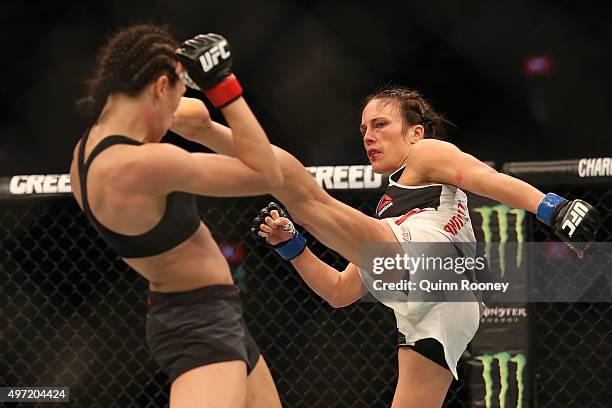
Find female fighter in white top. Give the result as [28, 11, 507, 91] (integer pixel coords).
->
[173, 86, 599, 408]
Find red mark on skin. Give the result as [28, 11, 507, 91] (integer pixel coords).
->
[455, 170, 464, 186]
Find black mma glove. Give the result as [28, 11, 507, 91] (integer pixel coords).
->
[251, 202, 307, 261]
[176, 33, 243, 108]
[536, 193, 601, 252]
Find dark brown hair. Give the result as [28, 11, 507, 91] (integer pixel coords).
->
[78, 24, 180, 117]
[364, 86, 454, 140]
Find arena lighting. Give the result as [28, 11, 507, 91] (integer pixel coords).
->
[523, 54, 554, 76]
[544, 241, 575, 262]
[219, 242, 245, 265]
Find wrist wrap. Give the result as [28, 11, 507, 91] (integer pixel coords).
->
[536, 192, 568, 226]
[274, 231, 307, 261]
[205, 74, 243, 108]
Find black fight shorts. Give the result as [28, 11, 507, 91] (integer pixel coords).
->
[398, 332, 450, 372]
[146, 284, 260, 382]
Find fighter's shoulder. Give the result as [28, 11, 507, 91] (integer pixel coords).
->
[411, 139, 460, 155]
[127, 143, 188, 171]
[408, 139, 461, 167]
[111, 143, 190, 193]
[69, 141, 82, 205]
[69, 140, 82, 179]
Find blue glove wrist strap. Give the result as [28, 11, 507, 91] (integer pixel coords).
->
[274, 231, 307, 261]
[536, 193, 567, 226]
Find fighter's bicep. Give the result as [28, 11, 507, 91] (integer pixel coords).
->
[131, 144, 274, 197]
[180, 153, 278, 197]
[410, 140, 495, 189]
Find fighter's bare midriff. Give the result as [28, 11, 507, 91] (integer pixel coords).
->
[125, 225, 233, 292]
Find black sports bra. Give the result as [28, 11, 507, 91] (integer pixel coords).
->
[77, 131, 201, 258]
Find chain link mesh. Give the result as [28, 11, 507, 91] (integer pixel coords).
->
[528, 185, 612, 407]
[1, 185, 610, 407]
[0, 191, 470, 407]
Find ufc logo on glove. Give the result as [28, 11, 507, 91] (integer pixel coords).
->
[562, 201, 589, 237]
[177, 33, 243, 108]
[199, 41, 231, 72]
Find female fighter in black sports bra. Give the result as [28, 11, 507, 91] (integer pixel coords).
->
[70, 25, 283, 408]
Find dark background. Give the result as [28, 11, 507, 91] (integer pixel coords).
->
[1, 0, 611, 175]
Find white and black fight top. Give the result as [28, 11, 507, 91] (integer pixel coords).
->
[375, 165, 477, 245]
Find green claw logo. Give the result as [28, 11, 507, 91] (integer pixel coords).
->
[473, 205, 525, 277]
[476, 352, 526, 408]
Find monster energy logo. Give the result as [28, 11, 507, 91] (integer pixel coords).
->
[474, 205, 525, 277]
[476, 352, 526, 408]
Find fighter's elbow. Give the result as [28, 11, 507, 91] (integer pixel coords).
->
[327, 289, 360, 308]
[327, 297, 347, 309]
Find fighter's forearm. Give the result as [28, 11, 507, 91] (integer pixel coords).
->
[289, 247, 344, 306]
[174, 119, 314, 200]
[476, 171, 544, 214]
[290, 249, 363, 308]
[174, 121, 237, 156]
[219, 99, 282, 186]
